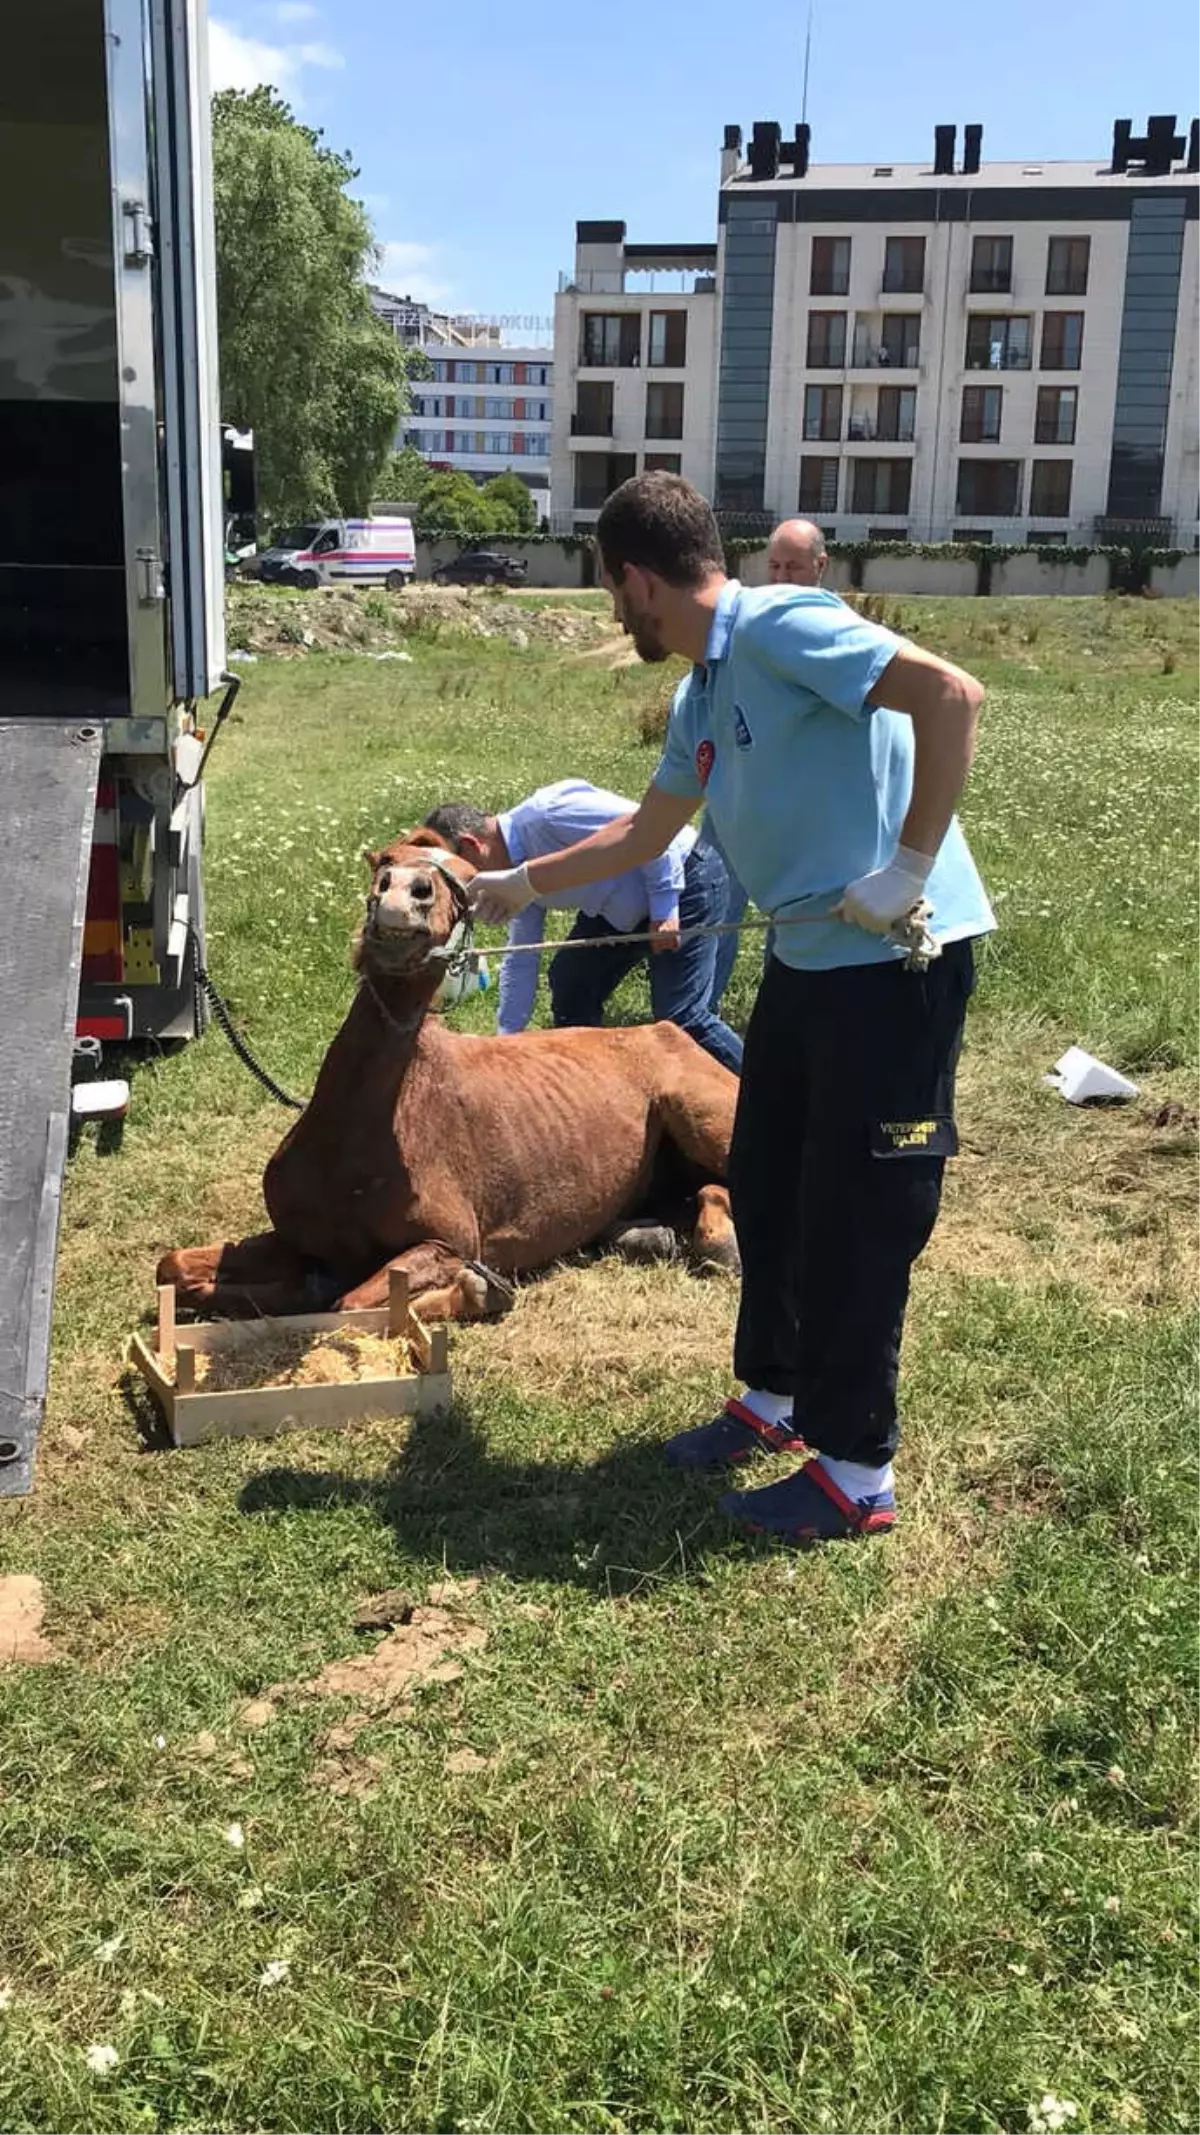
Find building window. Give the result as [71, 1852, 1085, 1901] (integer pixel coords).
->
[868, 525, 909, 542]
[580, 314, 640, 367]
[807, 311, 847, 367]
[1035, 385, 1078, 444]
[573, 381, 613, 436]
[965, 315, 1032, 370]
[453, 361, 479, 384]
[484, 397, 509, 420]
[1041, 312, 1084, 370]
[879, 313, 920, 367]
[876, 386, 916, 440]
[851, 459, 912, 514]
[486, 434, 509, 454]
[525, 435, 549, 456]
[432, 360, 449, 382]
[803, 384, 843, 440]
[970, 235, 1014, 294]
[1030, 528, 1068, 543]
[956, 459, 1022, 516]
[648, 311, 687, 366]
[483, 362, 515, 385]
[810, 237, 851, 296]
[644, 452, 682, 473]
[1046, 236, 1090, 296]
[574, 451, 637, 510]
[954, 528, 993, 543]
[527, 365, 550, 386]
[645, 381, 684, 440]
[960, 385, 1002, 442]
[883, 236, 925, 294]
[1029, 459, 1073, 516]
[798, 457, 840, 513]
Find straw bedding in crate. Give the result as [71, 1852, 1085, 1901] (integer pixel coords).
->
[130, 1269, 451, 1447]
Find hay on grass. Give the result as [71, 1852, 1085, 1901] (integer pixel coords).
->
[169, 1324, 414, 1392]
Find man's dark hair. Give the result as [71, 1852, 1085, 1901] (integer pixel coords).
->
[423, 802, 490, 847]
[596, 471, 725, 588]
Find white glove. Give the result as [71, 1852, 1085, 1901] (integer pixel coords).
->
[467, 864, 535, 924]
[836, 845, 935, 937]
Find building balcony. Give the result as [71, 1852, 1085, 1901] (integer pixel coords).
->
[570, 412, 614, 438]
[849, 341, 921, 374]
[969, 270, 1014, 297]
[878, 281, 925, 302]
[846, 417, 915, 444]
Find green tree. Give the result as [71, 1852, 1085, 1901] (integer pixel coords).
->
[413, 470, 521, 538]
[211, 86, 410, 525]
[480, 471, 537, 533]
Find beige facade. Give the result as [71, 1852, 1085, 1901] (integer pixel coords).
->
[552, 119, 1199, 545]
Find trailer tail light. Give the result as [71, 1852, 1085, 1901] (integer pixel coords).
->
[81, 779, 123, 984]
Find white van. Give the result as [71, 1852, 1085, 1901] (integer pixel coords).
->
[258, 516, 416, 590]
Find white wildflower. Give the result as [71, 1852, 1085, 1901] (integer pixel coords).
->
[223, 1821, 246, 1850]
[0, 1984, 14, 2013]
[94, 1934, 124, 1964]
[237, 1885, 265, 1911]
[152, 1735, 167, 1751]
[1028, 2095, 1080, 2135]
[259, 1958, 291, 1988]
[85, 2043, 120, 2077]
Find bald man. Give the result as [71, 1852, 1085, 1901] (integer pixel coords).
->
[705, 520, 829, 1008]
[767, 517, 828, 585]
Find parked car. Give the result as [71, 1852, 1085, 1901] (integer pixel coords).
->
[257, 516, 416, 591]
[433, 549, 528, 587]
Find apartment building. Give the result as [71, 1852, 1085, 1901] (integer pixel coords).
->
[552, 233, 719, 528]
[553, 115, 1198, 543]
[370, 288, 553, 517]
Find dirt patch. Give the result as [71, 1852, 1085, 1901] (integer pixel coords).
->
[0, 1576, 55, 1666]
[227, 582, 617, 659]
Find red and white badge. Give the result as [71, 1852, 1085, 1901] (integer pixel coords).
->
[695, 739, 715, 787]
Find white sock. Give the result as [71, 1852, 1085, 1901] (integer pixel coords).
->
[817, 1455, 894, 1502]
[739, 1387, 793, 1427]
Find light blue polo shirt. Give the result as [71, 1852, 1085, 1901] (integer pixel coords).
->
[654, 581, 995, 970]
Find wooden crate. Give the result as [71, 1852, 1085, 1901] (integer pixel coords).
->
[130, 1269, 451, 1448]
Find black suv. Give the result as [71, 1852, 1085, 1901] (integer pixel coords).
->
[432, 549, 528, 587]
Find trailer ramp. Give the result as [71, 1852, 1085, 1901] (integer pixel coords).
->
[0, 721, 103, 1497]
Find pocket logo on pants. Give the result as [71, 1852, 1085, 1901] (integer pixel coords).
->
[871, 1117, 959, 1158]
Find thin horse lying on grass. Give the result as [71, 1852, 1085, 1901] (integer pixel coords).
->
[159, 830, 740, 1321]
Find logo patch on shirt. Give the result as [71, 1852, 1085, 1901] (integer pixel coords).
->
[732, 704, 754, 749]
[695, 739, 715, 787]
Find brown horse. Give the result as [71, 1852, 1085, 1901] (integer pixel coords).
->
[159, 831, 740, 1321]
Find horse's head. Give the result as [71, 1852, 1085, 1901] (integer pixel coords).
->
[356, 829, 476, 978]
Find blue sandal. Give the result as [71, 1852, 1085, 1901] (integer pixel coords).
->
[664, 1397, 807, 1471]
[719, 1458, 896, 1542]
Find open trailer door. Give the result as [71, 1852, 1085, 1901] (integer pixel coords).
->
[0, 721, 103, 1497]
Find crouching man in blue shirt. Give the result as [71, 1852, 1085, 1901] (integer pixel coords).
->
[422, 783, 743, 1074]
[467, 473, 994, 1546]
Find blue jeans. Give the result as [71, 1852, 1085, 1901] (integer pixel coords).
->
[700, 817, 770, 1012]
[548, 843, 743, 1074]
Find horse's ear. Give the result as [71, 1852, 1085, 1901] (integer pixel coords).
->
[404, 826, 455, 853]
[362, 847, 381, 873]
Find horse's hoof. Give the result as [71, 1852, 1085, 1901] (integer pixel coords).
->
[607, 1221, 678, 1265]
[695, 1234, 741, 1280]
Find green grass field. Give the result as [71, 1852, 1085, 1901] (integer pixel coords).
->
[0, 595, 1196, 2134]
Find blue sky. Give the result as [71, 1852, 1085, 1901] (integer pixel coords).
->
[211, 0, 1199, 328]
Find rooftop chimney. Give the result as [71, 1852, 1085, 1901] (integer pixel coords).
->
[1188, 118, 1199, 171]
[1111, 114, 1186, 174]
[961, 123, 982, 175]
[933, 123, 956, 176]
[721, 122, 743, 182]
[748, 120, 782, 181]
[1111, 118, 1132, 172]
[783, 122, 811, 177]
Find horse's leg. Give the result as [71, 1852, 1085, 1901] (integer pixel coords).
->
[691, 1183, 741, 1277]
[649, 1036, 741, 1276]
[337, 1240, 514, 1322]
[156, 1233, 315, 1318]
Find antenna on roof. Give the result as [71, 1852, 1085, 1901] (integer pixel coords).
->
[801, 0, 815, 123]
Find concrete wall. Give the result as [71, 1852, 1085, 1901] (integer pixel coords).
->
[863, 554, 978, 595]
[991, 552, 1110, 596]
[1150, 555, 1200, 597]
[415, 538, 588, 588]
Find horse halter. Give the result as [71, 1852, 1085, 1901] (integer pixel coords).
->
[365, 850, 477, 979]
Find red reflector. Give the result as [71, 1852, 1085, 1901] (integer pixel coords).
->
[75, 1014, 130, 1040]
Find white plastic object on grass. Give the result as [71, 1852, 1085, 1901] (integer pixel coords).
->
[71, 1080, 130, 1121]
[1044, 1047, 1139, 1105]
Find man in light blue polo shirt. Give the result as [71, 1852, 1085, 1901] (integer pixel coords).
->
[467, 473, 993, 1546]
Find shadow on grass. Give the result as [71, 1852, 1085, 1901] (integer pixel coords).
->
[237, 1397, 741, 1596]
